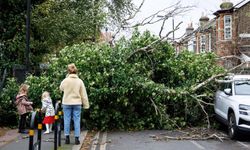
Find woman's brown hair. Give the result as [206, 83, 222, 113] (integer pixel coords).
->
[67, 63, 78, 74]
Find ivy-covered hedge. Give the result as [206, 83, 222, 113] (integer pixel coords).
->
[0, 31, 225, 129]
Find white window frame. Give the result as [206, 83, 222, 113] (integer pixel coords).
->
[200, 35, 206, 52]
[224, 15, 232, 40]
[217, 17, 221, 40]
[188, 35, 196, 53]
[193, 40, 196, 53]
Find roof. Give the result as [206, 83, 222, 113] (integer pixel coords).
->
[234, 0, 250, 9]
[233, 75, 250, 80]
[196, 18, 216, 33]
[178, 30, 196, 44]
[178, 18, 216, 44]
[224, 74, 250, 81]
[213, 0, 250, 16]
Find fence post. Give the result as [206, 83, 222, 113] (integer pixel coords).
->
[54, 114, 58, 150]
[29, 111, 37, 150]
[58, 101, 62, 147]
[54, 101, 61, 150]
[37, 110, 42, 150]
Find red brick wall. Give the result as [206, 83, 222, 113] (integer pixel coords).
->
[215, 2, 250, 57]
[215, 12, 237, 57]
[236, 2, 250, 51]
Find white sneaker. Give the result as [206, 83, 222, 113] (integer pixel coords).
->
[43, 131, 50, 134]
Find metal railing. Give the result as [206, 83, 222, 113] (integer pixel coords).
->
[54, 101, 63, 150]
[28, 101, 63, 150]
[29, 110, 42, 150]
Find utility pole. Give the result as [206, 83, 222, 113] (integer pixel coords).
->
[25, 0, 31, 73]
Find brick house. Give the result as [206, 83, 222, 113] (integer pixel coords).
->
[214, 0, 250, 67]
[195, 17, 216, 54]
[175, 23, 196, 53]
[176, 16, 216, 54]
[178, 0, 250, 65]
[214, 0, 250, 55]
[99, 28, 114, 46]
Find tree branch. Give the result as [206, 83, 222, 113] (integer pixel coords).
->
[151, 128, 229, 142]
[111, 1, 194, 41]
[130, 1, 193, 28]
[159, 18, 167, 38]
[190, 95, 210, 129]
[191, 61, 246, 92]
[127, 21, 183, 60]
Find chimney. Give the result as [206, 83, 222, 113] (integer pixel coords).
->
[199, 13, 209, 26]
[220, 1, 233, 10]
[186, 23, 194, 35]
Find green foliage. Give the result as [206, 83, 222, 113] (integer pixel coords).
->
[106, 0, 135, 23]
[0, 0, 45, 68]
[0, 31, 225, 130]
[32, 0, 106, 54]
[0, 0, 134, 70]
[0, 0, 27, 68]
[0, 78, 19, 126]
[24, 75, 61, 107]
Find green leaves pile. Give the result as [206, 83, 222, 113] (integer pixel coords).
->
[0, 31, 224, 129]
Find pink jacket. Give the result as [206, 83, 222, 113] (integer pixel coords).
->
[15, 94, 33, 115]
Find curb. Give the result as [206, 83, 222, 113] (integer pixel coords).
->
[72, 130, 88, 150]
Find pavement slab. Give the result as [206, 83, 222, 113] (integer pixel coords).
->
[0, 130, 87, 150]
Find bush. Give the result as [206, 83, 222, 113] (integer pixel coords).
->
[0, 78, 19, 126]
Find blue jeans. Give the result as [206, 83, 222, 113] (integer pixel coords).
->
[62, 105, 81, 137]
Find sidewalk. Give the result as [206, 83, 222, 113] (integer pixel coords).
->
[0, 129, 87, 150]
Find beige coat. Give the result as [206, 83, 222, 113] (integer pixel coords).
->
[60, 74, 89, 109]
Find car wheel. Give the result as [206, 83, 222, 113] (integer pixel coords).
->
[228, 112, 239, 139]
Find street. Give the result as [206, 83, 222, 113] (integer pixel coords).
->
[90, 130, 250, 150]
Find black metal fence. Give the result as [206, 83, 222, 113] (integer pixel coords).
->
[28, 110, 42, 150]
[28, 101, 62, 150]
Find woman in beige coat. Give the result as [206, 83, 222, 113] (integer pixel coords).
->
[60, 63, 89, 145]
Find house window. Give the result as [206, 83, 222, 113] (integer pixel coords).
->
[193, 40, 196, 52]
[200, 35, 206, 52]
[224, 15, 232, 40]
[217, 17, 221, 40]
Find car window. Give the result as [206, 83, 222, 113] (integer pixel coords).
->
[225, 82, 232, 89]
[219, 82, 232, 91]
[234, 80, 250, 95]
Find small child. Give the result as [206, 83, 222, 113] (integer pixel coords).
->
[41, 91, 55, 134]
[15, 84, 33, 133]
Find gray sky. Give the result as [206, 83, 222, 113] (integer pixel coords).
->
[132, 0, 243, 38]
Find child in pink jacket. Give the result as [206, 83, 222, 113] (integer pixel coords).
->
[15, 84, 33, 133]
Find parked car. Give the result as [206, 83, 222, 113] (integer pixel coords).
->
[214, 74, 250, 139]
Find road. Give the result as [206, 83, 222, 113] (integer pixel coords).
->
[89, 130, 250, 150]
